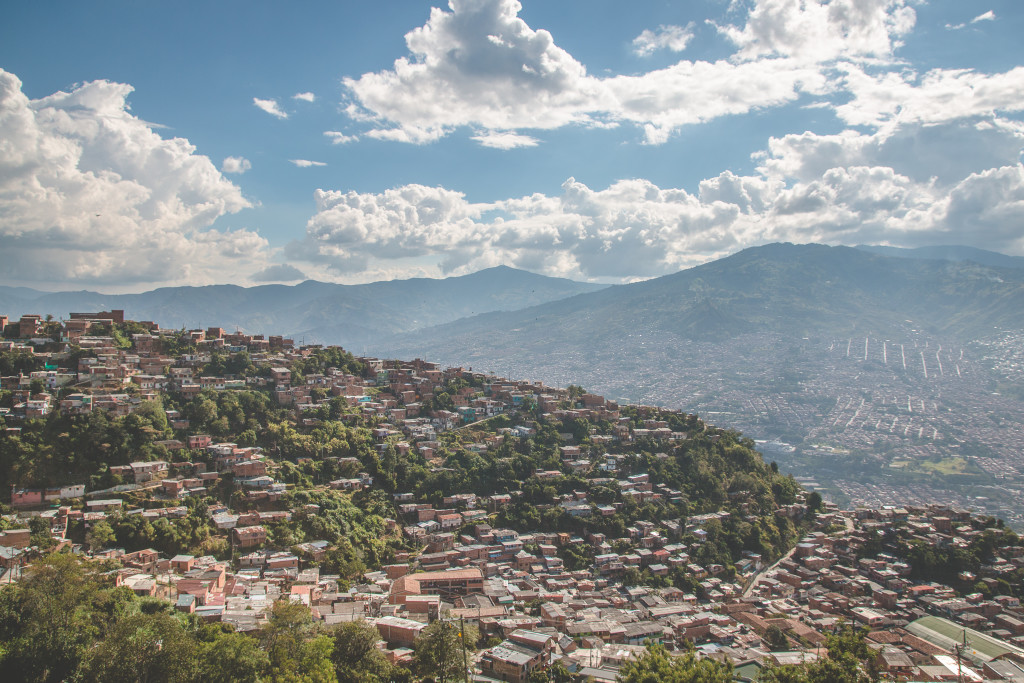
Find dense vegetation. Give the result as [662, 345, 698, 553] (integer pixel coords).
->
[2, 332, 807, 582]
[858, 518, 1023, 599]
[0, 554, 412, 683]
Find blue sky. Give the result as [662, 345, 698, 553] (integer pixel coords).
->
[1, 0, 1023, 291]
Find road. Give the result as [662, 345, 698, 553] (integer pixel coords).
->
[741, 514, 854, 598]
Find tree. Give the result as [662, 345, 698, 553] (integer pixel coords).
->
[806, 491, 823, 516]
[0, 553, 100, 682]
[758, 624, 871, 683]
[86, 520, 117, 550]
[198, 629, 271, 683]
[77, 610, 200, 682]
[618, 644, 733, 683]
[413, 619, 477, 683]
[329, 620, 399, 683]
[763, 625, 790, 652]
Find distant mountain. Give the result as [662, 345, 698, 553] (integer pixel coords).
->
[374, 243, 1024, 366]
[856, 244, 1024, 270]
[0, 266, 606, 349]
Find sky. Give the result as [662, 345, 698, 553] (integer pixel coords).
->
[1, 0, 1023, 292]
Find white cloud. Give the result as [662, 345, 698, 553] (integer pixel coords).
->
[253, 97, 288, 119]
[717, 0, 916, 63]
[290, 159, 327, 167]
[221, 156, 252, 174]
[632, 24, 695, 57]
[0, 69, 271, 289]
[758, 119, 1024, 187]
[340, 0, 921, 146]
[293, 123, 1024, 279]
[950, 11, 996, 30]
[251, 263, 306, 281]
[470, 131, 539, 149]
[324, 130, 358, 144]
[293, 91, 316, 102]
[836, 64, 1024, 130]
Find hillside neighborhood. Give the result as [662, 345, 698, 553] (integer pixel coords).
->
[2, 310, 1024, 682]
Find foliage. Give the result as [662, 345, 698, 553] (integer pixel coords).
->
[618, 644, 733, 683]
[0, 349, 44, 375]
[758, 624, 872, 683]
[413, 619, 478, 683]
[329, 620, 403, 683]
[0, 553, 415, 682]
[763, 625, 790, 652]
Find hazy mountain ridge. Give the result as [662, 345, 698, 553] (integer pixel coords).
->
[856, 244, 1024, 270]
[0, 266, 607, 348]
[374, 244, 1024, 363]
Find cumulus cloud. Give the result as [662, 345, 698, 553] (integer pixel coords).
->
[340, 0, 918, 146]
[632, 24, 695, 57]
[251, 263, 306, 281]
[0, 69, 270, 289]
[290, 159, 327, 167]
[292, 91, 316, 102]
[836, 64, 1024, 130]
[293, 145, 1024, 279]
[757, 119, 1024, 187]
[221, 156, 252, 174]
[253, 97, 288, 119]
[324, 130, 358, 144]
[717, 0, 916, 63]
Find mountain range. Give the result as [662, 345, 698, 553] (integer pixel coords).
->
[374, 243, 1024, 367]
[4, 242, 1023, 357]
[0, 266, 605, 351]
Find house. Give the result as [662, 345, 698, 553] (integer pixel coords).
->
[389, 568, 485, 604]
[480, 645, 545, 683]
[376, 616, 427, 648]
[232, 525, 267, 549]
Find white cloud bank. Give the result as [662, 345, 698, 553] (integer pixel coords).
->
[294, 154, 1024, 282]
[282, 0, 1024, 283]
[339, 0, 931, 146]
[0, 69, 271, 289]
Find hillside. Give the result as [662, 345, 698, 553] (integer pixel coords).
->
[375, 243, 1024, 359]
[0, 266, 606, 350]
[371, 244, 1024, 526]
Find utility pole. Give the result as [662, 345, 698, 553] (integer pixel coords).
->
[460, 615, 469, 682]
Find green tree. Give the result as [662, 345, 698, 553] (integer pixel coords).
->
[86, 520, 117, 550]
[77, 610, 200, 682]
[198, 629, 271, 683]
[0, 553, 99, 682]
[763, 625, 790, 652]
[618, 644, 733, 683]
[260, 601, 337, 682]
[758, 624, 871, 683]
[413, 619, 477, 683]
[329, 620, 400, 683]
